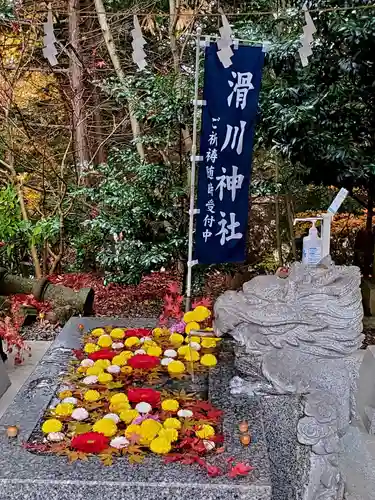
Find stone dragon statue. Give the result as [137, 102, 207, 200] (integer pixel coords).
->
[214, 258, 364, 500]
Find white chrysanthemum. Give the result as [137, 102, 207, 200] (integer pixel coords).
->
[135, 402, 152, 414]
[107, 365, 121, 374]
[139, 337, 149, 344]
[80, 359, 94, 368]
[177, 409, 193, 418]
[71, 408, 89, 421]
[161, 357, 173, 366]
[110, 436, 129, 449]
[134, 349, 146, 355]
[82, 375, 98, 385]
[103, 413, 120, 423]
[203, 440, 215, 451]
[62, 397, 77, 405]
[112, 342, 124, 350]
[47, 432, 65, 442]
[164, 349, 177, 358]
[189, 342, 201, 351]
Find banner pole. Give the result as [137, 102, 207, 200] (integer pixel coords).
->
[185, 27, 202, 312]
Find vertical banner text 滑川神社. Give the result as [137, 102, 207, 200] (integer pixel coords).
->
[194, 44, 265, 264]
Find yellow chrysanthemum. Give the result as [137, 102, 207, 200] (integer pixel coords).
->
[42, 419, 63, 434]
[150, 436, 172, 454]
[97, 372, 113, 383]
[185, 322, 200, 334]
[200, 354, 217, 367]
[91, 328, 105, 337]
[121, 366, 133, 374]
[86, 365, 104, 376]
[152, 328, 165, 339]
[84, 343, 99, 354]
[196, 424, 215, 439]
[121, 351, 134, 360]
[110, 401, 130, 413]
[110, 328, 125, 339]
[125, 424, 141, 439]
[158, 427, 179, 442]
[184, 336, 201, 344]
[177, 345, 189, 356]
[192, 306, 211, 322]
[147, 346, 162, 357]
[110, 393, 128, 405]
[169, 333, 184, 346]
[120, 409, 139, 424]
[93, 418, 118, 437]
[201, 338, 219, 349]
[94, 359, 111, 369]
[167, 360, 185, 375]
[144, 339, 157, 347]
[54, 403, 74, 417]
[184, 350, 200, 362]
[183, 311, 196, 323]
[161, 399, 179, 412]
[139, 419, 162, 444]
[84, 390, 101, 402]
[58, 390, 72, 400]
[77, 366, 86, 374]
[163, 418, 182, 430]
[112, 355, 126, 367]
[97, 335, 112, 348]
[125, 336, 140, 348]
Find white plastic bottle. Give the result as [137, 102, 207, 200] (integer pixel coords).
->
[302, 220, 322, 265]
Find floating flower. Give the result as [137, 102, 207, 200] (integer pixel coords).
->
[177, 345, 189, 356]
[71, 408, 89, 421]
[185, 322, 200, 334]
[62, 397, 78, 405]
[184, 350, 200, 362]
[200, 354, 217, 367]
[103, 413, 120, 424]
[125, 328, 152, 339]
[121, 366, 133, 374]
[58, 390, 72, 399]
[97, 335, 112, 348]
[110, 436, 129, 449]
[54, 403, 74, 417]
[84, 390, 100, 402]
[71, 432, 109, 454]
[146, 346, 162, 357]
[83, 375, 98, 385]
[140, 419, 162, 444]
[93, 418, 117, 437]
[80, 359, 94, 368]
[128, 388, 160, 407]
[86, 366, 104, 376]
[42, 419, 63, 434]
[134, 349, 146, 355]
[150, 436, 171, 454]
[84, 343, 99, 354]
[133, 414, 160, 425]
[125, 424, 141, 439]
[110, 393, 128, 405]
[77, 367, 86, 374]
[196, 424, 215, 439]
[163, 418, 182, 430]
[110, 328, 125, 340]
[127, 354, 160, 370]
[161, 399, 179, 412]
[183, 311, 196, 323]
[167, 360, 185, 375]
[125, 336, 140, 348]
[170, 321, 186, 334]
[177, 409, 193, 418]
[135, 402, 152, 414]
[120, 409, 139, 424]
[201, 338, 218, 349]
[107, 365, 121, 375]
[112, 342, 124, 350]
[97, 372, 113, 383]
[88, 349, 117, 361]
[91, 328, 105, 337]
[189, 342, 201, 351]
[188, 336, 201, 344]
[110, 401, 130, 413]
[192, 306, 211, 322]
[164, 349, 177, 358]
[152, 327, 166, 338]
[94, 359, 111, 369]
[47, 432, 65, 442]
[161, 358, 173, 366]
[158, 427, 178, 442]
[112, 354, 127, 367]
[169, 333, 184, 346]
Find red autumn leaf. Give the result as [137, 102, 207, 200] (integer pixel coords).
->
[167, 282, 180, 294]
[228, 462, 254, 478]
[206, 465, 222, 477]
[95, 60, 106, 68]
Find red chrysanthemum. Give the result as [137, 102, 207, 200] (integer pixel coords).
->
[127, 354, 160, 370]
[71, 432, 109, 454]
[88, 349, 117, 361]
[127, 387, 161, 407]
[124, 328, 152, 338]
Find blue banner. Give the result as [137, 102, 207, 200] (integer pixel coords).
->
[194, 43, 264, 264]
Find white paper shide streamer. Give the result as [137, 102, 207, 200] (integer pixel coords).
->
[217, 14, 234, 68]
[299, 5, 316, 67]
[43, 9, 58, 66]
[131, 15, 147, 70]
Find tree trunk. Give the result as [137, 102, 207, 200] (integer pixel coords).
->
[93, 0, 145, 161]
[68, 0, 89, 170]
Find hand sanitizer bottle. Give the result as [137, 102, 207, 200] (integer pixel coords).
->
[302, 220, 322, 265]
